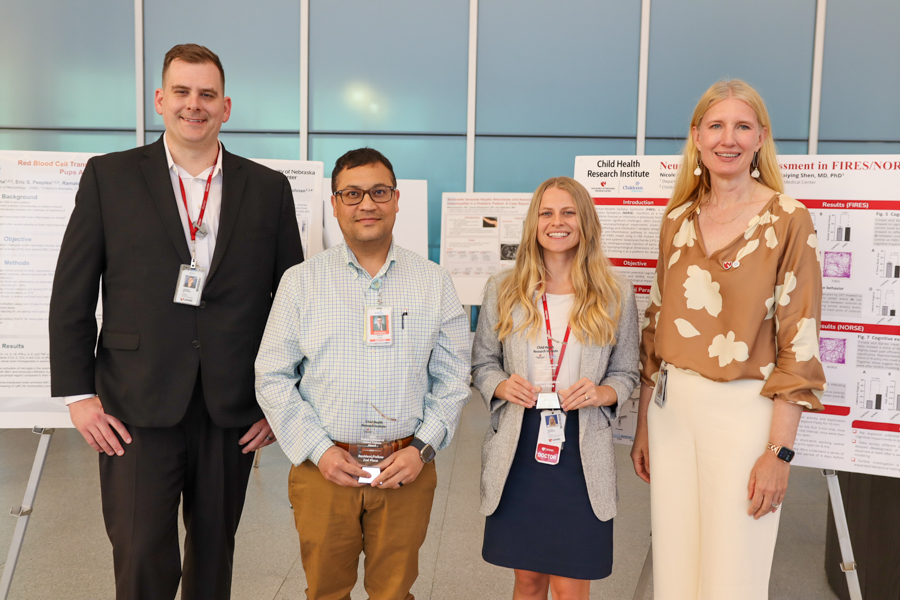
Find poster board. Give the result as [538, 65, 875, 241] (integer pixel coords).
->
[322, 178, 430, 259]
[0, 150, 324, 429]
[252, 159, 325, 259]
[572, 155, 900, 476]
[439, 193, 533, 306]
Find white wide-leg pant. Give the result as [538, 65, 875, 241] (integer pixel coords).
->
[648, 366, 782, 600]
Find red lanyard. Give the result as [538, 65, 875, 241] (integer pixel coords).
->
[177, 145, 219, 243]
[541, 294, 571, 393]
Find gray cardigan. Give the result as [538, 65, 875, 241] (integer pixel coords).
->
[471, 272, 640, 521]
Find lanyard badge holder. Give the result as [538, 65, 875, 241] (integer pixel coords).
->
[173, 148, 218, 307]
[535, 294, 570, 465]
[653, 360, 668, 408]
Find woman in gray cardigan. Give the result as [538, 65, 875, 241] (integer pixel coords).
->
[472, 176, 640, 600]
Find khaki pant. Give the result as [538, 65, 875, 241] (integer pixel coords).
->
[289, 460, 437, 600]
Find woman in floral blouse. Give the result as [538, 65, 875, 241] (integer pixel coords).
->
[631, 79, 826, 600]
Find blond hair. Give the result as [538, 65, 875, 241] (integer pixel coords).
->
[495, 177, 622, 346]
[667, 79, 784, 217]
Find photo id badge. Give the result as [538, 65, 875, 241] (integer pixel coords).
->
[653, 362, 668, 409]
[535, 410, 564, 465]
[365, 306, 393, 346]
[173, 265, 206, 306]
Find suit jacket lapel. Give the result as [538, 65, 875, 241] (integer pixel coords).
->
[141, 137, 192, 265]
[208, 148, 246, 281]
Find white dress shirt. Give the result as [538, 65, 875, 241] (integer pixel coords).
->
[64, 133, 223, 405]
[164, 134, 224, 272]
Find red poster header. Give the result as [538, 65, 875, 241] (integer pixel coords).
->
[593, 197, 669, 206]
[609, 258, 658, 269]
[820, 321, 900, 336]
[799, 199, 900, 210]
[851, 421, 900, 433]
[821, 404, 851, 417]
[634, 285, 651, 295]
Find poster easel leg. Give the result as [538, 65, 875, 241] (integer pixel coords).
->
[0, 427, 54, 600]
[632, 536, 653, 600]
[823, 469, 863, 600]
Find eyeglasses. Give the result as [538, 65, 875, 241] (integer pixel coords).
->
[334, 185, 396, 206]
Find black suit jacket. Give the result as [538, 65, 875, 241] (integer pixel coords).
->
[49, 136, 304, 428]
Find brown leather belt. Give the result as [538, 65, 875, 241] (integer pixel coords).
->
[334, 435, 414, 460]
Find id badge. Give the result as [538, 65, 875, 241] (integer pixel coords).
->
[653, 361, 668, 408]
[366, 306, 393, 346]
[173, 265, 206, 306]
[536, 410, 564, 465]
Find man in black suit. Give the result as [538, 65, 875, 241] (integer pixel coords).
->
[48, 44, 303, 600]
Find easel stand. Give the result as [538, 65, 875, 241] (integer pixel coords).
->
[1, 427, 54, 600]
[822, 469, 862, 600]
[630, 472, 864, 600]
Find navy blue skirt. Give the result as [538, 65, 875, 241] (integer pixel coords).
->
[482, 407, 614, 580]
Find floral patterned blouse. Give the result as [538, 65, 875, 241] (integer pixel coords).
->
[640, 193, 826, 411]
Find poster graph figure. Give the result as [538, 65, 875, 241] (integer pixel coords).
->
[820, 338, 847, 364]
[823, 252, 853, 279]
[883, 290, 896, 316]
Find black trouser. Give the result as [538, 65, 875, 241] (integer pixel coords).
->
[99, 374, 255, 600]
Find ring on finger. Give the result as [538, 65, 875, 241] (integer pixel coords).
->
[398, 481, 404, 487]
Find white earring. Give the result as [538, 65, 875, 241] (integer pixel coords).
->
[693, 156, 702, 177]
[751, 152, 760, 179]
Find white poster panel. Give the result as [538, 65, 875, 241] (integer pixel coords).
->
[322, 178, 430, 260]
[0, 150, 96, 427]
[439, 193, 533, 306]
[251, 159, 324, 258]
[575, 155, 900, 475]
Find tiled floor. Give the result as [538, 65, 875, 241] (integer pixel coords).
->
[0, 391, 841, 599]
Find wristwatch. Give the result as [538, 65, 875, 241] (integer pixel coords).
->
[766, 442, 795, 464]
[410, 438, 436, 464]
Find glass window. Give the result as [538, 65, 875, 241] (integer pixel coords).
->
[645, 139, 685, 156]
[474, 137, 636, 193]
[476, 1, 641, 137]
[309, 1, 468, 134]
[646, 0, 817, 143]
[310, 134, 466, 262]
[818, 141, 900, 155]
[143, 0, 301, 134]
[819, 0, 900, 142]
[646, 137, 807, 157]
[145, 132, 300, 160]
[0, 130, 135, 154]
[0, 0, 134, 129]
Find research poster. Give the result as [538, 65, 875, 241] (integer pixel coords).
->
[252, 158, 325, 259]
[0, 150, 325, 428]
[0, 151, 95, 426]
[573, 155, 900, 476]
[440, 193, 533, 306]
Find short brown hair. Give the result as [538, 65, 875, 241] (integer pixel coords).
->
[162, 44, 225, 88]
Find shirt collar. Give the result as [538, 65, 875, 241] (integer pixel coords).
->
[163, 133, 223, 179]
[342, 240, 397, 280]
